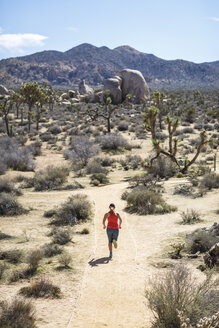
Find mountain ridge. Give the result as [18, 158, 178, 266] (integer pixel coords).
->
[0, 43, 219, 90]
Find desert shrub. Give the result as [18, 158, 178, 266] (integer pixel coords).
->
[121, 155, 142, 170]
[200, 172, 219, 190]
[86, 159, 108, 174]
[39, 132, 54, 142]
[0, 230, 12, 239]
[0, 297, 36, 328]
[25, 249, 43, 273]
[51, 194, 92, 226]
[148, 155, 178, 178]
[0, 249, 23, 264]
[97, 134, 131, 151]
[0, 136, 35, 172]
[0, 160, 7, 175]
[26, 141, 42, 156]
[173, 184, 194, 196]
[0, 262, 7, 279]
[186, 229, 218, 254]
[145, 264, 219, 328]
[0, 177, 22, 195]
[126, 188, 177, 215]
[98, 156, 115, 167]
[28, 165, 69, 191]
[118, 122, 129, 131]
[41, 243, 63, 257]
[19, 278, 61, 298]
[49, 125, 62, 135]
[180, 209, 202, 224]
[43, 209, 57, 218]
[121, 190, 129, 200]
[51, 227, 72, 245]
[80, 227, 90, 234]
[58, 252, 72, 268]
[90, 173, 109, 185]
[64, 136, 100, 169]
[0, 193, 27, 216]
[9, 269, 25, 282]
[182, 127, 195, 134]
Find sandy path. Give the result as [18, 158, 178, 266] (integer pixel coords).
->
[68, 183, 148, 328]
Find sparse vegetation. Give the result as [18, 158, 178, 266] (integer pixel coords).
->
[0, 193, 27, 216]
[51, 194, 93, 226]
[186, 228, 218, 254]
[126, 188, 177, 214]
[145, 264, 219, 328]
[58, 251, 72, 268]
[0, 297, 36, 328]
[19, 278, 61, 298]
[51, 227, 72, 245]
[180, 209, 202, 224]
[41, 243, 63, 257]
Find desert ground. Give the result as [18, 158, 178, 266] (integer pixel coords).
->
[0, 125, 218, 328]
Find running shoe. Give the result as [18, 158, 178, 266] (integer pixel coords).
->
[112, 239, 117, 249]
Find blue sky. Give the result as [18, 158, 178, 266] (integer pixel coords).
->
[0, 0, 219, 62]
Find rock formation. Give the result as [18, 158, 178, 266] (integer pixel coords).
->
[0, 84, 9, 96]
[79, 80, 94, 96]
[204, 243, 219, 268]
[104, 69, 150, 104]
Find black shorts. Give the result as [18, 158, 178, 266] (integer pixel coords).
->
[106, 228, 119, 243]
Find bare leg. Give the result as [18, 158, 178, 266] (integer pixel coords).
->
[108, 243, 112, 253]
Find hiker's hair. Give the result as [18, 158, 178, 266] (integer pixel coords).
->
[109, 203, 115, 208]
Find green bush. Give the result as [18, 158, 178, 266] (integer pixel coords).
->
[0, 193, 27, 216]
[29, 165, 70, 191]
[51, 194, 93, 226]
[19, 278, 61, 298]
[90, 173, 109, 185]
[145, 264, 219, 328]
[0, 297, 36, 328]
[126, 189, 177, 215]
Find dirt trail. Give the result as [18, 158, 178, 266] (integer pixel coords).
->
[67, 180, 219, 328]
[68, 182, 150, 328]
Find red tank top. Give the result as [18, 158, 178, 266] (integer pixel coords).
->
[107, 212, 119, 229]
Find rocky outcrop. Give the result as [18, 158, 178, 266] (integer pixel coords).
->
[104, 76, 122, 104]
[79, 80, 94, 96]
[204, 243, 219, 268]
[119, 69, 150, 103]
[0, 84, 9, 96]
[104, 69, 150, 104]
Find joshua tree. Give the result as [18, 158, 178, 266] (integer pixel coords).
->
[143, 106, 210, 174]
[35, 86, 48, 130]
[20, 82, 42, 131]
[152, 90, 168, 129]
[0, 96, 13, 136]
[11, 92, 23, 119]
[86, 94, 117, 133]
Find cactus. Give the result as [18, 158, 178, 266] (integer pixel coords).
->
[178, 310, 219, 328]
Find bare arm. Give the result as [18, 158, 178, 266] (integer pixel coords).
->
[103, 213, 108, 229]
[117, 213, 122, 228]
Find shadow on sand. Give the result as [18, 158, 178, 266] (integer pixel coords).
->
[88, 257, 110, 267]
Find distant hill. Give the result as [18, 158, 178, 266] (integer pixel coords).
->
[0, 43, 219, 90]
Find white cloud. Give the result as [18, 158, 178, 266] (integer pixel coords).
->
[65, 26, 79, 31]
[208, 17, 219, 22]
[0, 33, 48, 50]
